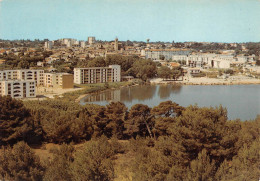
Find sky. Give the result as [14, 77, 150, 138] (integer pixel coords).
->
[0, 0, 260, 42]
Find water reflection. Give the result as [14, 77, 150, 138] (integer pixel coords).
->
[120, 85, 157, 102]
[80, 84, 260, 121]
[158, 84, 182, 99]
[83, 84, 183, 103]
[83, 85, 158, 103]
[83, 89, 121, 102]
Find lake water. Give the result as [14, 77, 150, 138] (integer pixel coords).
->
[80, 84, 260, 121]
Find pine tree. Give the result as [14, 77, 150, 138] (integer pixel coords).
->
[0, 96, 31, 146]
[215, 139, 260, 181]
[124, 104, 153, 138]
[0, 141, 44, 181]
[151, 101, 184, 117]
[105, 102, 127, 139]
[44, 144, 74, 181]
[71, 136, 115, 181]
[185, 149, 216, 181]
[169, 105, 239, 165]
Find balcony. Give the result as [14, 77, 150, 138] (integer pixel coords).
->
[14, 90, 21, 93]
[14, 94, 21, 97]
[13, 86, 21, 90]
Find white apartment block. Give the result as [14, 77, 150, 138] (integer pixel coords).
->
[74, 65, 121, 84]
[61, 38, 77, 47]
[44, 41, 53, 49]
[67, 41, 72, 48]
[0, 69, 44, 86]
[236, 55, 254, 63]
[145, 49, 191, 60]
[187, 54, 216, 67]
[212, 58, 231, 69]
[172, 55, 188, 61]
[80, 41, 86, 48]
[74, 40, 79, 45]
[172, 53, 238, 69]
[0, 80, 36, 98]
[88, 37, 96, 45]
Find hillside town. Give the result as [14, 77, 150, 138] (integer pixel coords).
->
[0, 38, 259, 99]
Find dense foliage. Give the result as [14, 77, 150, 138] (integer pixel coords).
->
[0, 96, 32, 145]
[0, 141, 45, 180]
[158, 66, 183, 80]
[0, 96, 259, 181]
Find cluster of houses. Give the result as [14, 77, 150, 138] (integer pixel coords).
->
[1, 38, 258, 71]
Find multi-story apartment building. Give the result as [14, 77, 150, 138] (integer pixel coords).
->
[88, 37, 96, 45]
[144, 49, 191, 60]
[80, 41, 86, 48]
[44, 41, 53, 50]
[44, 73, 73, 88]
[172, 53, 236, 69]
[0, 69, 44, 86]
[0, 80, 36, 98]
[172, 55, 188, 61]
[186, 54, 216, 67]
[74, 65, 121, 84]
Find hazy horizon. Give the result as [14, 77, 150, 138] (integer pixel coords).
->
[1, 38, 260, 44]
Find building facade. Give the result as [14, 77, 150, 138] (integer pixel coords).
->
[0, 80, 36, 98]
[212, 59, 231, 69]
[74, 65, 121, 84]
[171, 53, 235, 69]
[80, 41, 86, 48]
[0, 69, 44, 86]
[44, 41, 53, 50]
[88, 37, 96, 45]
[44, 73, 74, 88]
[145, 49, 191, 60]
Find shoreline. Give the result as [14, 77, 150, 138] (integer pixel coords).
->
[150, 77, 260, 85]
[153, 81, 260, 86]
[75, 83, 134, 103]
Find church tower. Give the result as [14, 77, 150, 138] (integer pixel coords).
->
[114, 37, 118, 51]
[146, 38, 150, 48]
